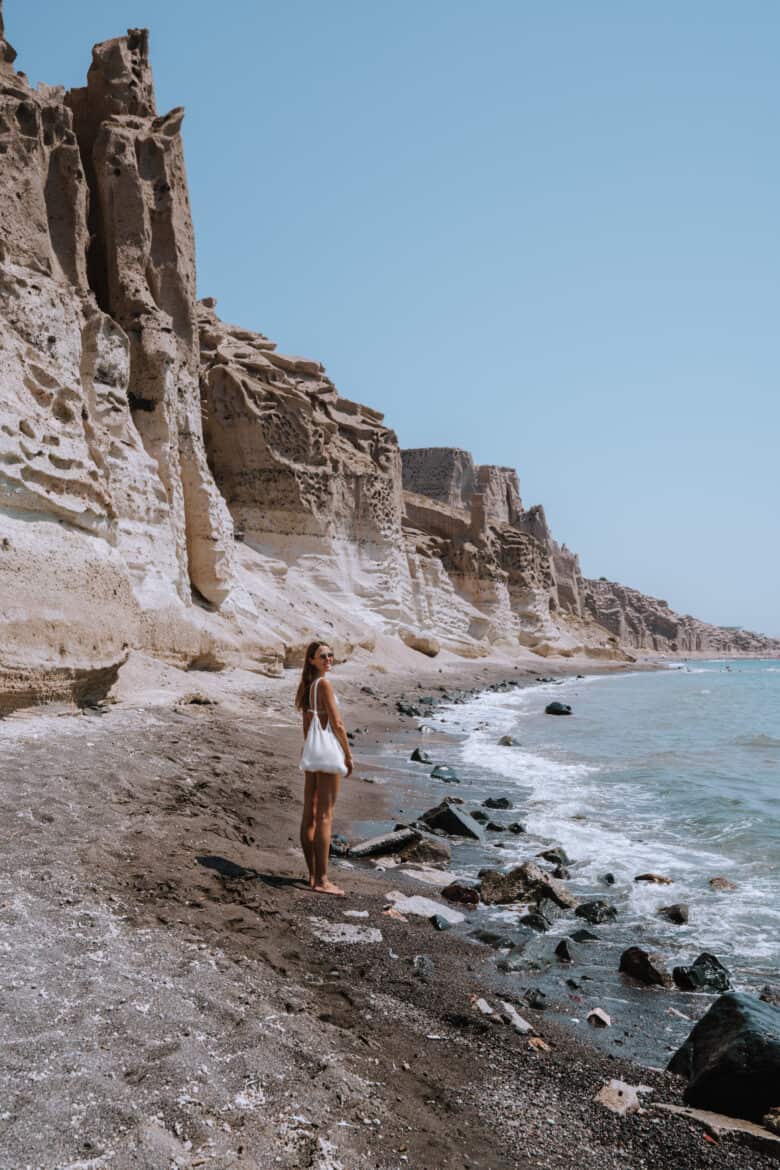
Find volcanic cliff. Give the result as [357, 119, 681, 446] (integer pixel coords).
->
[1, 14, 777, 711]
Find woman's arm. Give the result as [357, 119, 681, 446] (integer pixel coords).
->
[319, 678, 353, 776]
[302, 709, 313, 738]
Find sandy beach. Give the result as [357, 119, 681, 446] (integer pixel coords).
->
[0, 649, 777, 1170]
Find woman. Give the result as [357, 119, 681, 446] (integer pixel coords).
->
[295, 640, 353, 895]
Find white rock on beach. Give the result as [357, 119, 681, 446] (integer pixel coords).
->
[594, 1080, 641, 1116]
[384, 891, 465, 924]
[309, 918, 382, 945]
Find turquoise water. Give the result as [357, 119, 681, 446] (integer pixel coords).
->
[423, 660, 780, 988]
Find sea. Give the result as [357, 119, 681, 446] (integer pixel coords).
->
[356, 659, 780, 1062]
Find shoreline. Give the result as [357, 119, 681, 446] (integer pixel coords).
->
[1, 649, 778, 1168]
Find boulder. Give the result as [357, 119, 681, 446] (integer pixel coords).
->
[571, 928, 599, 943]
[396, 833, 451, 866]
[600, 872, 616, 885]
[418, 799, 483, 840]
[545, 701, 572, 716]
[483, 796, 513, 810]
[507, 822, 526, 834]
[519, 912, 550, 933]
[485, 821, 505, 832]
[538, 847, 570, 866]
[634, 872, 673, 885]
[658, 902, 689, 925]
[619, 946, 673, 988]
[667, 992, 780, 1122]
[498, 735, 514, 746]
[479, 860, 578, 908]
[575, 900, 617, 925]
[410, 747, 433, 764]
[441, 882, 480, 907]
[400, 629, 440, 657]
[430, 765, 460, 783]
[470, 809, 489, 823]
[673, 952, 731, 993]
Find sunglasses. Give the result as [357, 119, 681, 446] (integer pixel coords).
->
[317, 652, 334, 661]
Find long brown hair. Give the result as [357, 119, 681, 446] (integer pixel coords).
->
[294, 640, 330, 710]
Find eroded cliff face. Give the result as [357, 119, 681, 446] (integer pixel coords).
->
[0, 11, 776, 711]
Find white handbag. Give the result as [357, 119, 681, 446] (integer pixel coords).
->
[299, 677, 348, 776]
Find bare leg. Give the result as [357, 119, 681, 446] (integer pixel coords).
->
[300, 773, 318, 887]
[312, 772, 344, 895]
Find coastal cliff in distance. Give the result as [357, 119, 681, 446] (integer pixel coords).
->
[1, 12, 777, 711]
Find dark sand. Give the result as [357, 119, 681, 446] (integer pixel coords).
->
[0, 655, 777, 1169]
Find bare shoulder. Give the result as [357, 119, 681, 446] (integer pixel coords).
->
[318, 676, 336, 697]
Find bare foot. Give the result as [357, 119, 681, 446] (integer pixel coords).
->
[312, 879, 345, 896]
[307, 873, 316, 889]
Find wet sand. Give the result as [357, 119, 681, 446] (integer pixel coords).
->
[0, 653, 777, 1169]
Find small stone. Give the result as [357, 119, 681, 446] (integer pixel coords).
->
[410, 954, 435, 982]
[507, 822, 526, 834]
[709, 875, 737, 891]
[410, 747, 433, 764]
[483, 796, 512, 809]
[485, 821, 505, 832]
[470, 809, 489, 823]
[570, 928, 599, 943]
[600, 872, 616, 885]
[545, 701, 572, 716]
[634, 872, 673, 885]
[441, 882, 480, 907]
[430, 765, 460, 783]
[538, 847, 570, 866]
[552, 865, 571, 880]
[500, 1002, 534, 1034]
[523, 988, 548, 1011]
[555, 938, 575, 963]
[588, 1008, 612, 1028]
[619, 946, 673, 988]
[429, 914, 452, 931]
[497, 735, 514, 746]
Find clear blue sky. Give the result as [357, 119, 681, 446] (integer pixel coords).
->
[8, 1, 780, 635]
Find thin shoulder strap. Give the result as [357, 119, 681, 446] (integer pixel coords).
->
[309, 676, 320, 708]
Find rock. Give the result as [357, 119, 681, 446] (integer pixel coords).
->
[497, 735, 514, 746]
[329, 833, 350, 857]
[473, 997, 494, 1016]
[538, 847, 570, 866]
[600, 872, 616, 885]
[555, 938, 575, 963]
[430, 914, 452, 931]
[441, 882, 480, 907]
[655, 1105, 780, 1152]
[552, 865, 571, 880]
[759, 985, 780, 1007]
[522, 988, 548, 1011]
[396, 833, 452, 866]
[470, 929, 517, 949]
[410, 954, 435, 982]
[470, 809, 489, 823]
[570, 928, 599, 943]
[519, 912, 550, 933]
[658, 902, 689, 925]
[483, 796, 512, 810]
[672, 952, 731, 993]
[634, 872, 673, 885]
[430, 765, 460, 783]
[418, 799, 482, 840]
[410, 747, 433, 764]
[545, 701, 572, 715]
[397, 702, 422, 718]
[485, 821, 505, 832]
[619, 946, 673, 988]
[348, 827, 421, 859]
[709, 875, 737, 891]
[595, 1080, 640, 1116]
[385, 891, 464, 925]
[575, 900, 617, 925]
[588, 1008, 612, 1028]
[763, 1107, 780, 1135]
[667, 992, 780, 1122]
[500, 1002, 534, 1034]
[400, 629, 440, 657]
[479, 861, 577, 909]
[507, 822, 526, 834]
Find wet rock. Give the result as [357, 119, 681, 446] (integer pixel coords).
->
[470, 929, 516, 949]
[397, 702, 422, 717]
[595, 1079, 640, 1116]
[497, 735, 515, 746]
[485, 821, 505, 832]
[658, 902, 689, 925]
[470, 809, 489, 823]
[667, 991, 780, 1122]
[759, 985, 780, 1007]
[329, 833, 351, 857]
[709, 875, 737, 891]
[519, 912, 550, 933]
[600, 872, 616, 885]
[545, 701, 572, 715]
[634, 872, 673, 885]
[441, 881, 480, 907]
[418, 799, 483, 840]
[588, 1008, 612, 1028]
[430, 765, 460, 783]
[479, 860, 578, 909]
[483, 796, 512, 810]
[410, 747, 433, 764]
[619, 946, 673, 988]
[429, 914, 452, 931]
[552, 865, 571, 880]
[538, 847, 570, 866]
[522, 988, 548, 1011]
[507, 822, 526, 834]
[555, 938, 575, 963]
[575, 900, 617, 925]
[571, 928, 599, 943]
[672, 952, 731, 993]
